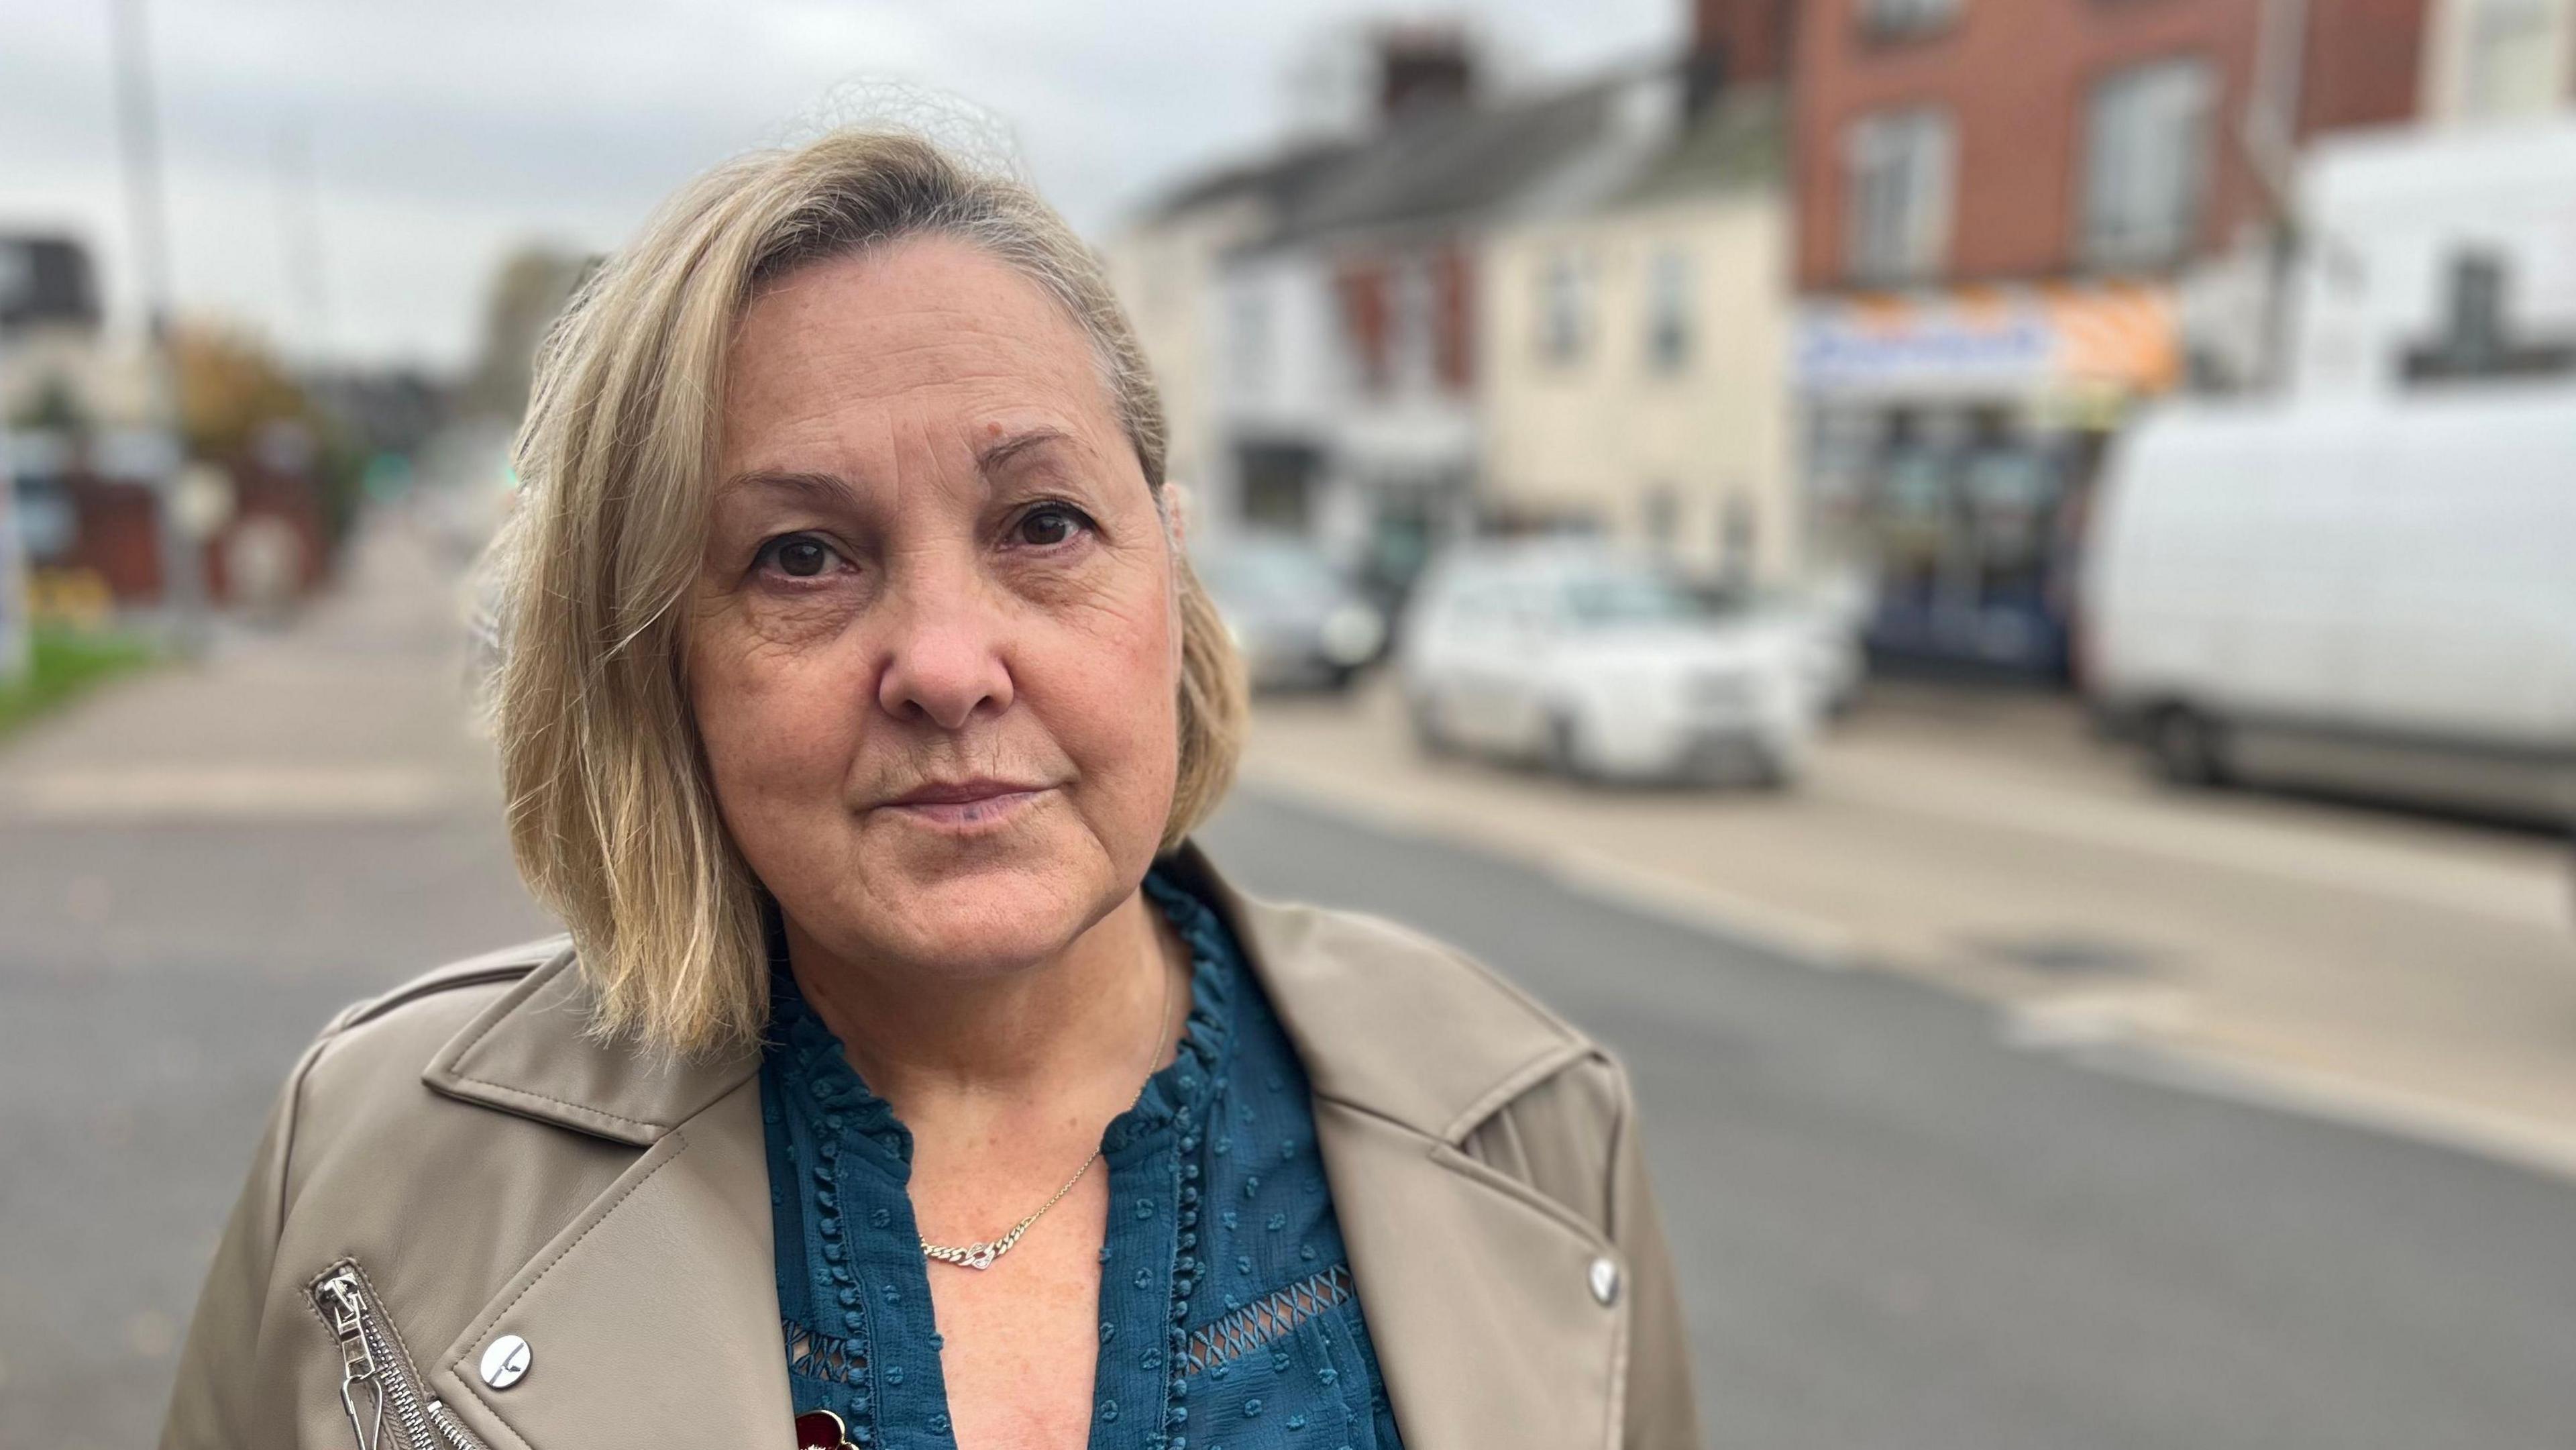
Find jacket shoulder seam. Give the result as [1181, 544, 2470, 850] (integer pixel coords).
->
[1313, 902, 1596, 1049]
[327, 939, 570, 1037]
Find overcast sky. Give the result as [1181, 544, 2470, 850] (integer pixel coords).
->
[3, 0, 1676, 372]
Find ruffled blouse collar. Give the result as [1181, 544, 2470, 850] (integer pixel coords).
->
[765, 865, 1236, 1176]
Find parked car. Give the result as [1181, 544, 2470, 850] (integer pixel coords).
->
[2081, 382, 2576, 823]
[1700, 578, 1868, 719]
[1398, 541, 1817, 786]
[1194, 534, 1386, 691]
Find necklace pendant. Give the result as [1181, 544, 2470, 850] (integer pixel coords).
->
[924, 1238, 1006, 1270]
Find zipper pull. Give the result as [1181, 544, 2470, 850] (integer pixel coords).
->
[321, 1273, 377, 1380]
[318, 1271, 384, 1450]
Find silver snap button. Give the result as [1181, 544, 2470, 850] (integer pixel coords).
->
[1587, 1255, 1620, 1306]
[480, 1334, 532, 1390]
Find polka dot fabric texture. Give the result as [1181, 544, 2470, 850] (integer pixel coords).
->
[761, 868, 1404, 1450]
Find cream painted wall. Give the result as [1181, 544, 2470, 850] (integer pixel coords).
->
[1103, 195, 1269, 502]
[2422, 0, 2576, 123]
[1479, 192, 1798, 584]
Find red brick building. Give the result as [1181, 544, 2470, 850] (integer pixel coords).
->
[1784, 0, 2428, 677]
[1791, 0, 2426, 290]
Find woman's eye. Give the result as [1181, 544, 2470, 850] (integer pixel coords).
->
[1014, 504, 1092, 548]
[758, 534, 843, 578]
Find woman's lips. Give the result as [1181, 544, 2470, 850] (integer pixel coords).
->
[879, 781, 1052, 829]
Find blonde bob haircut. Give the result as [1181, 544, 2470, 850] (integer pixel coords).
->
[488, 127, 1248, 1057]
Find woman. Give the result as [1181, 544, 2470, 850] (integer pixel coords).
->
[160, 128, 1698, 1450]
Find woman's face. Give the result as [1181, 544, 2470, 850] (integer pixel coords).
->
[690, 236, 1181, 981]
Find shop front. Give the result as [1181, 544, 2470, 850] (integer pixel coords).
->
[1796, 282, 2180, 680]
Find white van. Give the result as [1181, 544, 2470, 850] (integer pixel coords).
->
[2080, 382, 2576, 821]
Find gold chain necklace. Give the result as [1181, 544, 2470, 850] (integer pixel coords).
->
[919, 945, 1177, 1272]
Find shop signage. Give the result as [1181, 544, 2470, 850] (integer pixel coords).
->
[1798, 284, 2180, 397]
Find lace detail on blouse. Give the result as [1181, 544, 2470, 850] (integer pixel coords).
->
[1181, 1265, 1354, 1376]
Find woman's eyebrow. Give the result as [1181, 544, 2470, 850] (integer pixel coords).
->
[714, 469, 858, 509]
[976, 426, 1074, 477]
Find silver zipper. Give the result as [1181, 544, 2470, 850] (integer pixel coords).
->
[309, 1261, 492, 1450]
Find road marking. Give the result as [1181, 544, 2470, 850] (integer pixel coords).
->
[1999, 988, 2194, 1049]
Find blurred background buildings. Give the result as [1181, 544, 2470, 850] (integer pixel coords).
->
[1105, 0, 2574, 684]
[9, 0, 2573, 700]
[7, 4, 2576, 1446]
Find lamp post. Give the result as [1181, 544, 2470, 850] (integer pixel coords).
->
[0, 393, 27, 688]
[109, 0, 207, 655]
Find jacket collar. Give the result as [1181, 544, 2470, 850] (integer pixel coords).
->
[1157, 839, 1593, 1140]
[420, 840, 1624, 1450]
[425, 838, 1587, 1150]
[422, 939, 757, 1147]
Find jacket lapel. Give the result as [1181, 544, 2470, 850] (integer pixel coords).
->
[422, 1076, 795, 1450]
[1310, 1099, 1630, 1449]
[1164, 843, 1630, 1450]
[417, 949, 786, 1449]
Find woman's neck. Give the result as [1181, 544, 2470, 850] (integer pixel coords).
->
[784, 884, 1187, 1133]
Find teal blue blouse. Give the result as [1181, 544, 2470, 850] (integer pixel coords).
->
[759, 869, 1405, 1450]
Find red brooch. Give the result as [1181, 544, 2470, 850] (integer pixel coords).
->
[795, 1408, 857, 1449]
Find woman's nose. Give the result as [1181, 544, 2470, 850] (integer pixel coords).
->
[873, 564, 1016, 731]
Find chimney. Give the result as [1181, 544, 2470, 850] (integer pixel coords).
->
[1688, 0, 1790, 110]
[1375, 23, 1474, 126]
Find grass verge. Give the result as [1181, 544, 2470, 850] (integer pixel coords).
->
[0, 625, 160, 738]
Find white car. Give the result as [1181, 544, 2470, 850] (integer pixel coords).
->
[1398, 543, 1817, 786]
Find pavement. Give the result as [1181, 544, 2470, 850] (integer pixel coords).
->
[1241, 676, 2576, 1178]
[5, 517, 2575, 1449]
[0, 518, 554, 1450]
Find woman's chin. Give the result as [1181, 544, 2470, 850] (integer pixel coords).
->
[835, 846, 1116, 969]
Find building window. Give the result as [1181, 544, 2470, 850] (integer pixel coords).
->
[1335, 262, 1391, 395]
[1642, 486, 1681, 558]
[1432, 248, 1474, 391]
[1228, 287, 1270, 394]
[1646, 248, 1693, 374]
[2459, 0, 2562, 119]
[1391, 256, 1439, 391]
[1844, 108, 1954, 285]
[2080, 57, 2214, 270]
[1539, 250, 1589, 365]
[1859, 0, 1960, 43]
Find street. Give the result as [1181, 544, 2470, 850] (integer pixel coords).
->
[1245, 676, 2576, 1174]
[6, 523, 2576, 1449]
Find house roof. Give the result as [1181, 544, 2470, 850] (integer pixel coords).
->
[0, 236, 101, 333]
[1136, 58, 1757, 257]
[1136, 136, 1371, 226]
[1611, 85, 1784, 209]
[1258, 76, 1631, 248]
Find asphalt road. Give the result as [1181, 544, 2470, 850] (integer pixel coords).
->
[1201, 792, 2576, 1450]
[5, 525, 2575, 1449]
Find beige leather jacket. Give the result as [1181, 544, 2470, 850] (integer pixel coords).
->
[160, 841, 1701, 1450]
